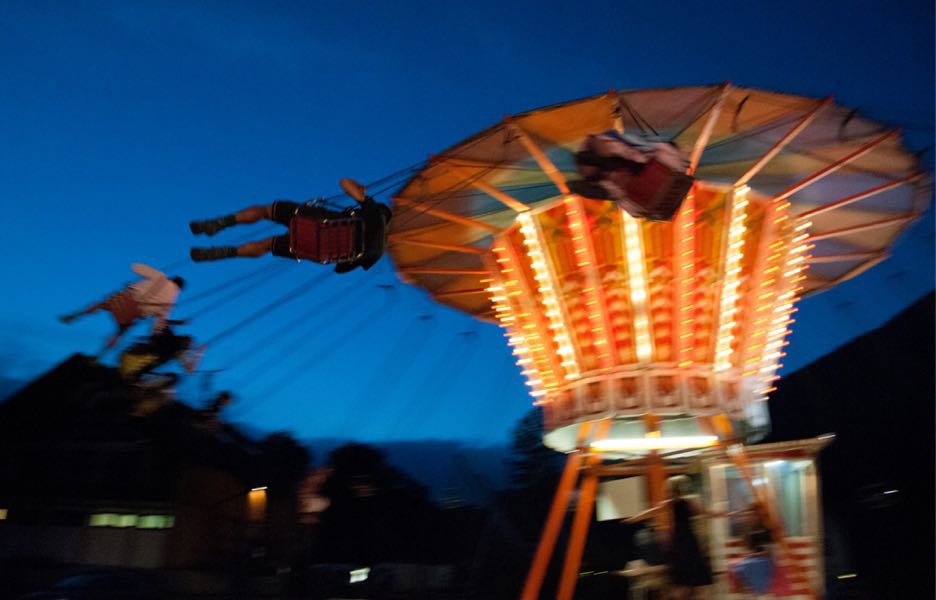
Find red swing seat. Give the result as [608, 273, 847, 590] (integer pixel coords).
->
[623, 157, 695, 221]
[288, 213, 365, 264]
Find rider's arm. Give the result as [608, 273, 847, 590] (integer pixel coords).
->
[625, 500, 669, 524]
[131, 263, 166, 282]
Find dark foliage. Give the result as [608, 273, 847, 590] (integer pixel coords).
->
[257, 432, 312, 499]
[506, 408, 565, 492]
[314, 443, 463, 564]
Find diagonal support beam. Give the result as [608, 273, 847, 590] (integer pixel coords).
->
[471, 179, 530, 213]
[772, 129, 900, 202]
[520, 422, 594, 600]
[734, 97, 831, 187]
[556, 419, 611, 600]
[796, 172, 925, 220]
[807, 251, 883, 264]
[446, 159, 532, 213]
[504, 116, 570, 195]
[388, 219, 486, 241]
[432, 287, 488, 298]
[806, 214, 916, 242]
[834, 254, 890, 283]
[393, 196, 500, 231]
[430, 155, 552, 173]
[688, 83, 731, 176]
[810, 254, 892, 294]
[398, 267, 491, 276]
[388, 234, 485, 255]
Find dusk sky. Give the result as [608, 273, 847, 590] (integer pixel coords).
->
[1, 0, 932, 447]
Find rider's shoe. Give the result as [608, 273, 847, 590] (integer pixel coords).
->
[190, 247, 238, 262]
[189, 215, 236, 236]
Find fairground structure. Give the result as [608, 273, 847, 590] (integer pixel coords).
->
[388, 85, 929, 599]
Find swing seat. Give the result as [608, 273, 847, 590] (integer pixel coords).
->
[105, 290, 143, 328]
[623, 157, 694, 221]
[289, 214, 365, 264]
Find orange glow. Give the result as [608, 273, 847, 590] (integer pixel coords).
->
[488, 184, 807, 426]
[714, 185, 750, 372]
[248, 488, 267, 522]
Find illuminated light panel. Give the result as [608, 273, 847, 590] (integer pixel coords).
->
[748, 203, 809, 402]
[489, 242, 563, 399]
[621, 210, 654, 363]
[714, 185, 750, 372]
[562, 195, 617, 370]
[517, 212, 581, 380]
[483, 184, 817, 436]
[489, 275, 545, 400]
[590, 435, 719, 452]
[673, 190, 696, 365]
[738, 196, 785, 387]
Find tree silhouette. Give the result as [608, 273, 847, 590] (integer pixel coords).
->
[505, 407, 564, 495]
[257, 431, 312, 498]
[314, 443, 438, 563]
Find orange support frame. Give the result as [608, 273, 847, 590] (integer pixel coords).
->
[556, 462, 600, 600]
[520, 420, 610, 600]
[520, 422, 593, 600]
[556, 419, 610, 600]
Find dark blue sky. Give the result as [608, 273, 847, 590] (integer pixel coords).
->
[1, 0, 932, 446]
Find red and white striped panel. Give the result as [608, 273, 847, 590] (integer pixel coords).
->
[722, 536, 819, 598]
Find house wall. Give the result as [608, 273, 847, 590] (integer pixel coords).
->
[0, 523, 169, 568]
[167, 466, 247, 568]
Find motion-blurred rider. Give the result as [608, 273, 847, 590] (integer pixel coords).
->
[120, 326, 204, 382]
[60, 263, 185, 348]
[189, 178, 392, 274]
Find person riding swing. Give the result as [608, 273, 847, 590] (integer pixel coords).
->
[189, 178, 392, 273]
[567, 130, 694, 221]
[60, 263, 185, 349]
[119, 326, 205, 382]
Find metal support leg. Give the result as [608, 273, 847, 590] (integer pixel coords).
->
[555, 419, 609, 600]
[520, 422, 593, 600]
[556, 467, 599, 600]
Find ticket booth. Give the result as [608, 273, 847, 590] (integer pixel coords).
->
[704, 437, 831, 598]
[596, 436, 830, 599]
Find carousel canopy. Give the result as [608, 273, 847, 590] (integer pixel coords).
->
[388, 84, 929, 319]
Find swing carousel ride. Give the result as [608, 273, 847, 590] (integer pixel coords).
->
[386, 84, 930, 598]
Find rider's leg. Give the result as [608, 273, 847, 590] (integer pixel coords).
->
[60, 301, 106, 323]
[233, 205, 273, 224]
[190, 205, 274, 236]
[237, 238, 275, 257]
[190, 236, 277, 262]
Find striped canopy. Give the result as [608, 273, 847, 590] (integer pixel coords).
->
[388, 84, 929, 320]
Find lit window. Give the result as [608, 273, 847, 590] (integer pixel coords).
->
[89, 513, 118, 527]
[137, 515, 175, 529]
[115, 514, 139, 528]
[88, 513, 174, 529]
[0, 508, 7, 520]
[349, 567, 370, 584]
